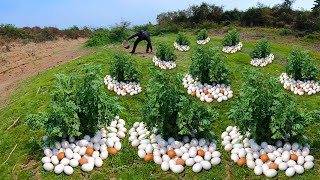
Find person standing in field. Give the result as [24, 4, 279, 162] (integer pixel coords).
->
[127, 30, 152, 54]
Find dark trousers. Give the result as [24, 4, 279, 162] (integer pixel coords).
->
[131, 37, 152, 53]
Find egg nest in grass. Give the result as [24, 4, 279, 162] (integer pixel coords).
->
[152, 56, 176, 70]
[196, 37, 210, 45]
[183, 74, 233, 103]
[129, 122, 222, 174]
[279, 73, 320, 96]
[250, 54, 274, 67]
[174, 42, 190, 52]
[41, 116, 127, 175]
[222, 42, 243, 54]
[104, 75, 142, 96]
[221, 125, 315, 178]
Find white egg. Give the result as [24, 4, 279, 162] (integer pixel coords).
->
[54, 164, 65, 174]
[255, 159, 263, 166]
[297, 156, 304, 165]
[162, 155, 170, 162]
[274, 157, 283, 165]
[43, 163, 54, 171]
[189, 148, 197, 158]
[231, 153, 239, 163]
[239, 148, 246, 158]
[305, 155, 314, 162]
[154, 156, 162, 165]
[304, 161, 314, 170]
[63, 165, 73, 175]
[279, 162, 288, 171]
[287, 160, 296, 167]
[294, 165, 304, 174]
[186, 158, 195, 166]
[285, 167, 295, 177]
[131, 139, 140, 147]
[201, 161, 211, 170]
[51, 156, 59, 165]
[44, 148, 53, 157]
[60, 158, 70, 165]
[65, 148, 73, 159]
[282, 151, 290, 162]
[247, 160, 255, 169]
[192, 163, 202, 173]
[81, 163, 94, 172]
[79, 140, 88, 147]
[69, 159, 79, 167]
[94, 157, 103, 167]
[265, 169, 277, 178]
[42, 157, 51, 164]
[73, 146, 80, 153]
[181, 153, 189, 161]
[224, 144, 233, 151]
[211, 157, 221, 166]
[194, 156, 203, 163]
[79, 147, 87, 156]
[114, 142, 122, 151]
[212, 151, 221, 157]
[204, 152, 212, 161]
[254, 166, 263, 175]
[161, 161, 170, 171]
[138, 149, 146, 159]
[171, 165, 184, 173]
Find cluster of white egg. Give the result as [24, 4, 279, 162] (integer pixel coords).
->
[250, 54, 274, 67]
[221, 126, 314, 178]
[183, 74, 233, 103]
[152, 56, 176, 70]
[222, 42, 243, 54]
[104, 75, 142, 96]
[129, 122, 221, 173]
[279, 73, 320, 96]
[196, 37, 210, 45]
[174, 42, 190, 52]
[41, 116, 126, 175]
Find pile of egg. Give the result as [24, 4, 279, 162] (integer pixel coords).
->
[197, 37, 210, 45]
[250, 54, 274, 67]
[41, 117, 127, 175]
[174, 42, 190, 52]
[183, 74, 233, 103]
[152, 56, 176, 70]
[221, 126, 314, 178]
[279, 73, 320, 96]
[222, 42, 243, 54]
[129, 122, 221, 173]
[104, 75, 142, 96]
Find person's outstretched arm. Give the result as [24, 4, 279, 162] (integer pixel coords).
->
[128, 32, 138, 40]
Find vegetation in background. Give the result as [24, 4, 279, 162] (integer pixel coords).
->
[109, 54, 139, 82]
[156, 44, 177, 61]
[176, 32, 190, 45]
[228, 69, 313, 144]
[190, 46, 230, 84]
[197, 29, 208, 40]
[142, 69, 218, 140]
[26, 66, 121, 146]
[222, 29, 240, 46]
[251, 38, 271, 58]
[286, 48, 318, 80]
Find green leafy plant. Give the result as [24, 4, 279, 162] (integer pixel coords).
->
[26, 66, 121, 146]
[85, 29, 110, 47]
[109, 54, 139, 82]
[190, 46, 230, 84]
[222, 29, 240, 46]
[142, 69, 217, 140]
[251, 38, 271, 58]
[286, 48, 318, 80]
[176, 32, 190, 46]
[197, 29, 209, 40]
[156, 44, 177, 61]
[228, 69, 313, 144]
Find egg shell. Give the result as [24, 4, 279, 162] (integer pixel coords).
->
[42, 157, 51, 164]
[265, 169, 277, 178]
[131, 139, 140, 147]
[304, 161, 314, 170]
[44, 148, 53, 157]
[254, 166, 263, 175]
[43, 163, 54, 171]
[294, 165, 304, 174]
[305, 155, 314, 162]
[186, 158, 195, 166]
[212, 151, 221, 157]
[94, 157, 103, 167]
[69, 159, 79, 167]
[194, 155, 203, 163]
[54, 164, 64, 174]
[247, 160, 255, 169]
[63, 166, 73, 175]
[161, 161, 170, 171]
[81, 163, 94, 172]
[204, 152, 212, 161]
[60, 158, 70, 165]
[65, 148, 73, 159]
[200, 161, 211, 170]
[192, 163, 202, 172]
[211, 157, 221, 166]
[79, 147, 87, 155]
[287, 160, 296, 167]
[92, 151, 100, 158]
[51, 156, 59, 165]
[279, 162, 288, 171]
[224, 144, 232, 151]
[285, 167, 295, 177]
[144, 154, 154, 162]
[154, 156, 162, 165]
[114, 142, 122, 151]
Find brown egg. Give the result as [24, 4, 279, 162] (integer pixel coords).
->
[120, 85, 123, 90]
[208, 94, 213, 99]
[261, 154, 269, 163]
[220, 89, 225, 94]
[79, 157, 88, 165]
[237, 158, 246, 166]
[57, 152, 65, 160]
[108, 147, 118, 155]
[287, 86, 291, 90]
[204, 90, 208, 95]
[110, 88, 114, 91]
[168, 150, 176, 158]
[191, 92, 196, 96]
[310, 84, 314, 89]
[297, 84, 301, 89]
[144, 154, 154, 162]
[290, 154, 298, 161]
[86, 147, 94, 156]
[197, 150, 205, 157]
[123, 89, 127, 93]
[269, 162, 278, 170]
[176, 158, 185, 166]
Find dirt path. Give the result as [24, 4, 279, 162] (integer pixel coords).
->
[0, 38, 91, 103]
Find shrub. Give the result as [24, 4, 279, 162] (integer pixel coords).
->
[176, 32, 190, 45]
[109, 54, 139, 82]
[197, 29, 209, 40]
[190, 46, 230, 84]
[222, 29, 240, 46]
[142, 69, 218, 140]
[251, 38, 271, 58]
[26, 66, 121, 146]
[286, 48, 318, 80]
[228, 69, 313, 144]
[85, 29, 110, 47]
[156, 44, 177, 61]
[107, 21, 130, 43]
[63, 25, 81, 39]
[0, 24, 29, 40]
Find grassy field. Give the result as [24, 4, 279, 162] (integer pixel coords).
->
[0, 32, 319, 179]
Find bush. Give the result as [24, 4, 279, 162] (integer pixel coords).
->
[85, 29, 110, 47]
[109, 54, 139, 82]
[156, 44, 177, 61]
[286, 48, 318, 80]
[107, 22, 130, 43]
[222, 29, 240, 46]
[0, 24, 29, 40]
[63, 25, 81, 39]
[197, 29, 209, 40]
[176, 32, 190, 45]
[142, 69, 218, 140]
[190, 46, 230, 84]
[228, 69, 313, 144]
[251, 38, 271, 58]
[26, 66, 121, 146]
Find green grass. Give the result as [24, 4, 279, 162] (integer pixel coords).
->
[0, 33, 319, 179]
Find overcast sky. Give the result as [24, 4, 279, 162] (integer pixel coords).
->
[0, 0, 315, 29]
